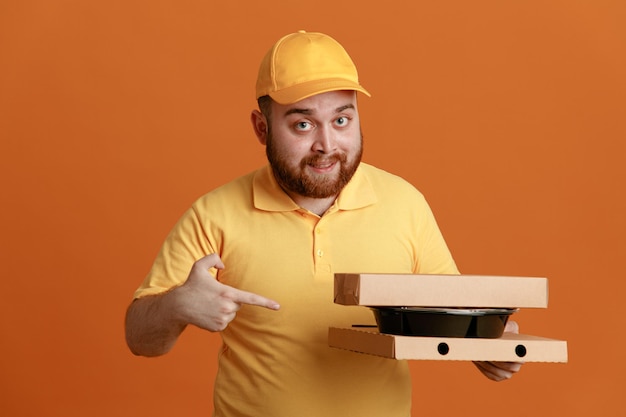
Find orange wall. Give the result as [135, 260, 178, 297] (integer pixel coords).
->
[1, 1, 624, 416]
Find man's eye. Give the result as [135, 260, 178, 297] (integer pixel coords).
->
[295, 121, 312, 131]
[335, 116, 349, 127]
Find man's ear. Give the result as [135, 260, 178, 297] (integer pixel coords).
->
[251, 110, 268, 145]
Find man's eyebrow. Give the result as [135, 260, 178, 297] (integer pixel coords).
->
[284, 108, 312, 116]
[336, 104, 356, 112]
[283, 103, 355, 117]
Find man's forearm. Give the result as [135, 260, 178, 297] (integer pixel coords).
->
[125, 290, 187, 357]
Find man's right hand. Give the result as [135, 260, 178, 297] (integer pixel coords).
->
[173, 253, 281, 332]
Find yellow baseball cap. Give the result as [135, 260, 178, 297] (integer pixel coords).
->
[255, 30, 371, 104]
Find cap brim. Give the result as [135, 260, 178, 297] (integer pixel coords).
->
[268, 79, 371, 104]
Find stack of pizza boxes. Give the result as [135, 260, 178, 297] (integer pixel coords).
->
[330, 274, 568, 363]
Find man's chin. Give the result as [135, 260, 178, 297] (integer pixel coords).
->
[299, 176, 344, 198]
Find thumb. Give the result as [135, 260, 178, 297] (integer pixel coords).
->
[505, 320, 519, 334]
[194, 253, 225, 271]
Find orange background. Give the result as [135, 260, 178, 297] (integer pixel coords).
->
[1, 1, 624, 416]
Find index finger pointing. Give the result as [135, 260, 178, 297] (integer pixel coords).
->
[231, 288, 281, 311]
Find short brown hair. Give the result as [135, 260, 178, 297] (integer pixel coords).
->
[257, 95, 272, 120]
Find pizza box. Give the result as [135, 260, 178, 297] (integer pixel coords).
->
[334, 273, 548, 308]
[328, 327, 568, 362]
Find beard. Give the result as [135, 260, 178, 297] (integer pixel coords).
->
[266, 133, 363, 199]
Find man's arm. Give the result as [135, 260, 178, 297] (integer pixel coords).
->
[125, 253, 280, 357]
[125, 290, 187, 357]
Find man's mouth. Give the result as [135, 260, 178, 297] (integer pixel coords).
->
[311, 160, 335, 169]
[308, 159, 338, 173]
[304, 155, 344, 173]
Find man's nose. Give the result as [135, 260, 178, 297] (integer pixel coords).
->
[311, 126, 337, 153]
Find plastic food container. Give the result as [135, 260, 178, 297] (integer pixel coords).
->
[371, 307, 517, 338]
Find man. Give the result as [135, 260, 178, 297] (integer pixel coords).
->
[125, 30, 521, 417]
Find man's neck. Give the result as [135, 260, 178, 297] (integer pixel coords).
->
[288, 193, 337, 216]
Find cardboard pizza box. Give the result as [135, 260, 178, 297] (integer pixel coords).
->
[334, 273, 548, 308]
[328, 327, 568, 362]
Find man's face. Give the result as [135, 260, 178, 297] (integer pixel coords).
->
[264, 90, 363, 199]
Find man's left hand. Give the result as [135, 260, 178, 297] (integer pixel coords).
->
[473, 320, 523, 381]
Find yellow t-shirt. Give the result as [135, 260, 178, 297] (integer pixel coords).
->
[135, 163, 459, 417]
